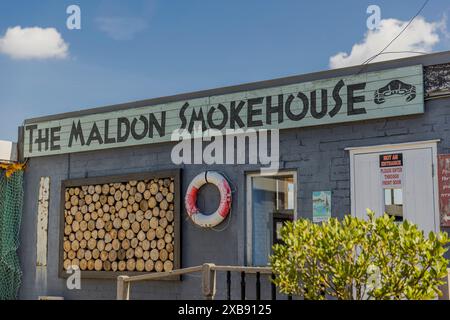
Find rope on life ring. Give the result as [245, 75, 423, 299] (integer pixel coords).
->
[185, 171, 232, 228]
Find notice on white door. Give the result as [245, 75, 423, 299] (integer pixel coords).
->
[380, 153, 403, 188]
[353, 145, 436, 234]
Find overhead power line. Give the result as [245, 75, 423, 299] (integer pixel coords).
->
[356, 0, 431, 74]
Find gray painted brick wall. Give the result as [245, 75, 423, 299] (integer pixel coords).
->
[18, 98, 450, 300]
[17, 52, 450, 300]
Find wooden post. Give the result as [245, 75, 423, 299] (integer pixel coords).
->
[37, 177, 50, 267]
[117, 275, 130, 300]
[202, 263, 216, 300]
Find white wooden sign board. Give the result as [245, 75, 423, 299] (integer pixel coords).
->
[23, 65, 424, 158]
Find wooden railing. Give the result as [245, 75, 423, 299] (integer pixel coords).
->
[117, 263, 284, 300]
[117, 265, 450, 300]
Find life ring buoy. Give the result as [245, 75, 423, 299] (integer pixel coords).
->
[185, 171, 232, 228]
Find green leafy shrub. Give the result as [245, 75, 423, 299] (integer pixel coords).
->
[270, 210, 449, 300]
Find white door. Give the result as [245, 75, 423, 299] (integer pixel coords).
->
[350, 141, 439, 234]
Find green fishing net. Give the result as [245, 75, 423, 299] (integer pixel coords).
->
[0, 168, 23, 300]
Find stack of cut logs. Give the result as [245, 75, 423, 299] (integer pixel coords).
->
[63, 177, 175, 273]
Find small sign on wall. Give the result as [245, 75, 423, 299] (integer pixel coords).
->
[380, 153, 403, 188]
[313, 191, 331, 223]
[438, 155, 450, 227]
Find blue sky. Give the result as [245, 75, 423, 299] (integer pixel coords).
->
[1, 0, 449, 141]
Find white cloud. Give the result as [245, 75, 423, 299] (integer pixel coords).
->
[438, 13, 450, 39]
[329, 16, 444, 69]
[97, 17, 148, 41]
[0, 26, 69, 60]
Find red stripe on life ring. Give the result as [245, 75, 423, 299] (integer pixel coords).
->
[217, 179, 232, 218]
[185, 186, 199, 217]
[185, 171, 232, 228]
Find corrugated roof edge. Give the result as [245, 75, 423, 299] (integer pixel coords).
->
[23, 50, 450, 125]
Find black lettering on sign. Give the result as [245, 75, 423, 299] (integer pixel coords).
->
[86, 122, 103, 146]
[330, 80, 345, 117]
[347, 83, 367, 115]
[230, 101, 245, 129]
[117, 117, 130, 143]
[50, 127, 61, 151]
[247, 97, 264, 127]
[179, 102, 189, 130]
[131, 116, 149, 140]
[25, 125, 38, 153]
[104, 119, 116, 144]
[69, 120, 85, 147]
[310, 90, 328, 119]
[26, 73, 416, 156]
[266, 95, 284, 125]
[149, 112, 166, 138]
[285, 93, 309, 121]
[188, 108, 206, 132]
[207, 104, 228, 130]
[36, 128, 49, 152]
